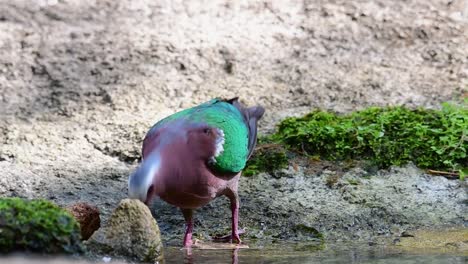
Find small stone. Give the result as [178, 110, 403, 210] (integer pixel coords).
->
[86, 199, 163, 263]
[401, 231, 414, 237]
[66, 202, 101, 240]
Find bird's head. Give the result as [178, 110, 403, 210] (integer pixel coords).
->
[127, 122, 225, 204]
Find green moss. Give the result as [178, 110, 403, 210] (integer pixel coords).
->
[143, 243, 163, 263]
[293, 224, 324, 240]
[0, 197, 84, 254]
[274, 101, 467, 172]
[346, 179, 361, 185]
[244, 139, 289, 176]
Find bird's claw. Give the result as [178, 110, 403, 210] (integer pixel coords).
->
[232, 234, 241, 244]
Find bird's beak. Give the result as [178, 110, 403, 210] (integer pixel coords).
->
[128, 151, 161, 204]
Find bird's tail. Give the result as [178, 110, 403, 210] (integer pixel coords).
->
[224, 97, 265, 159]
[128, 151, 161, 203]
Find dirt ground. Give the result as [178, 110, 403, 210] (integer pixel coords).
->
[0, 0, 467, 247]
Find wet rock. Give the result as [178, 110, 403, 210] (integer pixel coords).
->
[66, 202, 101, 240]
[272, 166, 300, 179]
[400, 231, 415, 237]
[86, 199, 163, 263]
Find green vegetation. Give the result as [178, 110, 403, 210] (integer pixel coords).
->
[0, 197, 84, 254]
[246, 101, 467, 176]
[243, 140, 289, 176]
[293, 224, 324, 240]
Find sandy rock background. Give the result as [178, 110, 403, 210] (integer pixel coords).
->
[0, 0, 467, 245]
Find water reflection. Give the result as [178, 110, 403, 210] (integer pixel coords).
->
[0, 244, 466, 264]
[162, 241, 468, 264]
[182, 246, 240, 264]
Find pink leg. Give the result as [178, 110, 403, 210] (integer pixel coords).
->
[212, 191, 243, 243]
[230, 193, 241, 244]
[232, 247, 239, 264]
[181, 208, 194, 247]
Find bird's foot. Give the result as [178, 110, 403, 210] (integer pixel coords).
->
[211, 229, 245, 243]
[232, 233, 241, 244]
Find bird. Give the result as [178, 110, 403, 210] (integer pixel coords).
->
[128, 97, 265, 247]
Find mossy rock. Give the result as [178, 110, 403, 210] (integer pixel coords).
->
[274, 101, 468, 173]
[0, 197, 84, 254]
[86, 199, 164, 263]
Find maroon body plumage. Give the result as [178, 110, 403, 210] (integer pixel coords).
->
[128, 97, 264, 247]
[142, 122, 238, 209]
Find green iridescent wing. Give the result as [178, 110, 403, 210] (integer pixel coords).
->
[193, 99, 250, 173]
[148, 98, 251, 173]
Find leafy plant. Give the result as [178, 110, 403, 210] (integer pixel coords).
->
[459, 168, 468, 181]
[0, 197, 84, 254]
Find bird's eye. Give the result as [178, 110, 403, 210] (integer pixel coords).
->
[203, 128, 211, 134]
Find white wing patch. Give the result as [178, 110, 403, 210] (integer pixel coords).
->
[214, 128, 225, 157]
[209, 128, 225, 165]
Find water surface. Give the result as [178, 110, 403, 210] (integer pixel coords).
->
[162, 241, 467, 264]
[0, 241, 466, 264]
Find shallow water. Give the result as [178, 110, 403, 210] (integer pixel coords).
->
[1, 242, 466, 264]
[162, 243, 467, 264]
